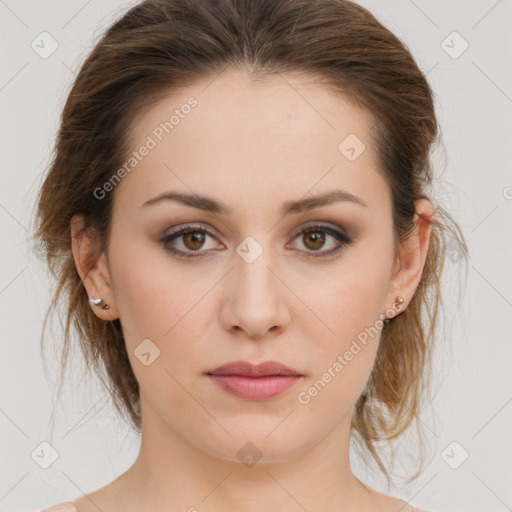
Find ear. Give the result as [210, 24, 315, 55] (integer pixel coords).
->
[70, 213, 118, 320]
[386, 198, 433, 317]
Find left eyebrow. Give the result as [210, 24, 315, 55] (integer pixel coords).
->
[141, 191, 233, 215]
[140, 188, 368, 216]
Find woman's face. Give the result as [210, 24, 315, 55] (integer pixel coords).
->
[99, 69, 404, 462]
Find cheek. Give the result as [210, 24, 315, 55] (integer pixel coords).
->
[109, 248, 206, 418]
[296, 286, 381, 422]
[110, 225, 176, 320]
[296, 263, 389, 349]
[294, 228, 394, 338]
[108, 234, 204, 366]
[292, 262, 389, 411]
[108, 235, 229, 398]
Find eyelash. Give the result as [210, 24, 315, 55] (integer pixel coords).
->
[159, 222, 354, 260]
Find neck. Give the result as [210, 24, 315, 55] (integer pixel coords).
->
[118, 397, 377, 511]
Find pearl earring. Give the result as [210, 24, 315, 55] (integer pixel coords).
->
[383, 296, 404, 323]
[393, 296, 405, 310]
[89, 297, 110, 310]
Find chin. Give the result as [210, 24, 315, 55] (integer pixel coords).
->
[193, 422, 316, 466]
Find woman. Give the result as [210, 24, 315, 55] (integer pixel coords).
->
[35, 0, 468, 510]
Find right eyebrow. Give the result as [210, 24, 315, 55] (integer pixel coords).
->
[141, 191, 233, 215]
[280, 189, 368, 216]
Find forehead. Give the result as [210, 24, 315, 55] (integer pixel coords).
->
[129, 68, 376, 155]
[115, 68, 388, 217]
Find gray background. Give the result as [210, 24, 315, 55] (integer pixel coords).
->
[0, 1, 511, 511]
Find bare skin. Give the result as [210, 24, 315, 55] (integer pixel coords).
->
[68, 68, 432, 512]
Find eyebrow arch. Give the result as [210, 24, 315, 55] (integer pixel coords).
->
[281, 189, 368, 215]
[142, 191, 233, 215]
[141, 188, 367, 216]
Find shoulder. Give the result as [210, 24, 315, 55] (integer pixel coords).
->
[399, 499, 432, 512]
[40, 502, 79, 512]
[408, 504, 432, 512]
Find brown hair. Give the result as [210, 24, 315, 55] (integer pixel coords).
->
[32, 0, 468, 484]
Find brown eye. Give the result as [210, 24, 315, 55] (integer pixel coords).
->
[302, 230, 326, 251]
[160, 225, 222, 259]
[288, 223, 354, 259]
[183, 231, 206, 250]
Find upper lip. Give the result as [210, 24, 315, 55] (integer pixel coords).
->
[207, 360, 303, 377]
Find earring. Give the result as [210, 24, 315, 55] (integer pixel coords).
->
[89, 297, 110, 310]
[393, 295, 405, 311]
[383, 295, 404, 323]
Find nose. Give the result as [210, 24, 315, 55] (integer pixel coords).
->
[219, 248, 291, 340]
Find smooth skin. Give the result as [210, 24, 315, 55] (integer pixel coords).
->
[69, 68, 432, 512]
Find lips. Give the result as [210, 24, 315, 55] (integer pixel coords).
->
[207, 360, 302, 377]
[206, 360, 304, 400]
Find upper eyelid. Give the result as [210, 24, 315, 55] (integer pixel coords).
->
[289, 221, 347, 237]
[163, 221, 346, 238]
[162, 222, 349, 248]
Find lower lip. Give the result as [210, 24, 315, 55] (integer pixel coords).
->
[207, 374, 303, 400]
